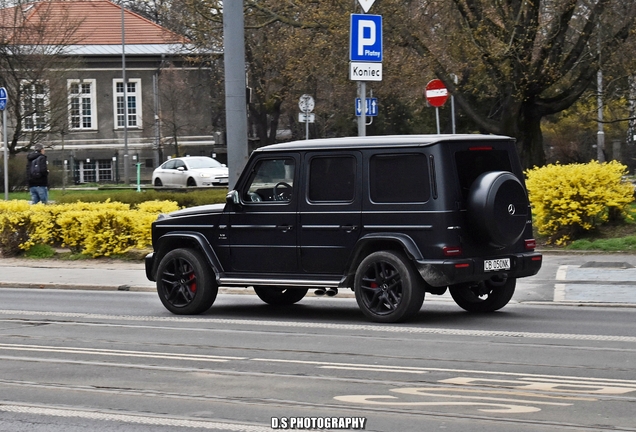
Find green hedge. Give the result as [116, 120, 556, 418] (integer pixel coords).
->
[54, 188, 228, 208]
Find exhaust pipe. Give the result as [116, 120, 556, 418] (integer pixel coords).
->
[325, 288, 338, 297]
[314, 288, 326, 296]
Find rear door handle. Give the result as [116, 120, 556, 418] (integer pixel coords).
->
[340, 225, 358, 233]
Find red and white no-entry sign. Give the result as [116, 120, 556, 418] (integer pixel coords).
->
[425, 79, 449, 107]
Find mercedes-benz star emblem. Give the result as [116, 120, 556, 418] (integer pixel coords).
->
[508, 204, 516, 215]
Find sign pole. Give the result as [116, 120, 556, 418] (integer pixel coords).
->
[435, 107, 440, 135]
[451, 74, 457, 134]
[3, 109, 8, 201]
[305, 111, 309, 140]
[358, 81, 366, 136]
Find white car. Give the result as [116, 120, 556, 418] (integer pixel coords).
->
[152, 156, 228, 187]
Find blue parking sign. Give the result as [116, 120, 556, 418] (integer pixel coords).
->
[0, 87, 7, 111]
[350, 14, 382, 62]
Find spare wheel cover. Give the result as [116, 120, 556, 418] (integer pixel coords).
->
[467, 171, 528, 247]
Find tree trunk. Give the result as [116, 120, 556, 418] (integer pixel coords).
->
[502, 103, 546, 170]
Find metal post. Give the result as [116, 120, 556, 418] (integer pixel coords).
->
[153, 73, 161, 167]
[435, 107, 440, 134]
[305, 112, 309, 140]
[61, 132, 66, 191]
[357, 81, 366, 136]
[121, 3, 130, 184]
[3, 110, 8, 200]
[450, 74, 458, 134]
[136, 163, 141, 192]
[223, 0, 249, 189]
[596, 22, 605, 162]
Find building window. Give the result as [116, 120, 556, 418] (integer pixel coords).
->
[22, 81, 49, 131]
[74, 159, 113, 183]
[113, 79, 142, 129]
[68, 79, 97, 130]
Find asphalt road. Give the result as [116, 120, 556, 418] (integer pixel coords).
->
[0, 288, 635, 432]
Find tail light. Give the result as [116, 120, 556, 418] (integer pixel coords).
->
[443, 246, 463, 257]
[525, 239, 536, 250]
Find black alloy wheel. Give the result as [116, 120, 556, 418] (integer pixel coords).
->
[449, 276, 516, 313]
[253, 286, 308, 305]
[156, 248, 217, 314]
[354, 251, 425, 323]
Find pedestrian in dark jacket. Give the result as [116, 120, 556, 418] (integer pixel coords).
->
[26, 144, 49, 204]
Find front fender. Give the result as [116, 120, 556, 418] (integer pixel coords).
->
[147, 231, 223, 282]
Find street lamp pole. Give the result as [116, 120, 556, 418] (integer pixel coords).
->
[121, 2, 130, 184]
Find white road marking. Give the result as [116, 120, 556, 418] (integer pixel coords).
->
[0, 343, 244, 362]
[2, 310, 636, 343]
[320, 366, 427, 374]
[333, 395, 542, 414]
[0, 403, 271, 431]
[556, 265, 568, 281]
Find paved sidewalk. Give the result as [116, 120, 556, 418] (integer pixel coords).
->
[0, 258, 154, 291]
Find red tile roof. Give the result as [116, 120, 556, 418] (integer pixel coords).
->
[0, 0, 186, 45]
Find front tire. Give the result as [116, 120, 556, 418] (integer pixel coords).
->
[449, 276, 516, 312]
[156, 248, 218, 314]
[354, 251, 425, 323]
[253, 286, 308, 305]
[154, 178, 163, 187]
[187, 177, 197, 187]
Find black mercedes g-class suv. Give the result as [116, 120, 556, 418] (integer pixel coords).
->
[145, 135, 542, 322]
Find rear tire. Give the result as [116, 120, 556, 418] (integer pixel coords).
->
[154, 178, 163, 187]
[354, 251, 425, 323]
[253, 286, 308, 305]
[156, 248, 217, 314]
[449, 276, 516, 312]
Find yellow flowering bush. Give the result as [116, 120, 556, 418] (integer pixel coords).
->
[525, 160, 634, 245]
[0, 199, 180, 257]
[0, 200, 35, 256]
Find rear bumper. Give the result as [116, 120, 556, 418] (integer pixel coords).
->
[415, 252, 542, 287]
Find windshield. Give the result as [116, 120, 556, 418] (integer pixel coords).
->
[187, 158, 223, 169]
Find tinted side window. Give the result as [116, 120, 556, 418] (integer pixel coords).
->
[455, 149, 512, 199]
[244, 158, 295, 202]
[163, 160, 176, 169]
[370, 153, 430, 203]
[308, 156, 356, 202]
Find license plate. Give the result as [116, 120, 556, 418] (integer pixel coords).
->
[484, 258, 511, 272]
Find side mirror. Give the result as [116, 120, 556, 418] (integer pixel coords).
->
[226, 190, 240, 205]
[177, 166, 185, 171]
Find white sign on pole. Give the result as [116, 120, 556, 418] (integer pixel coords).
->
[298, 113, 315, 123]
[298, 94, 314, 113]
[357, 0, 376, 13]
[350, 62, 382, 81]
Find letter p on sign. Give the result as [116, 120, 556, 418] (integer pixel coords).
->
[358, 20, 375, 56]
